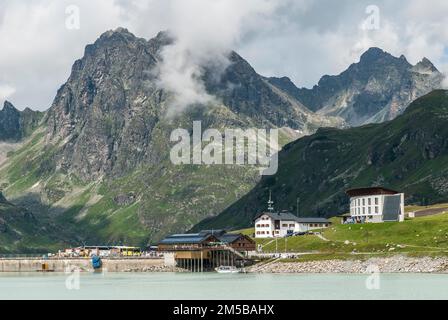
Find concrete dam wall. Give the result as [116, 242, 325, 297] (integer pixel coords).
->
[0, 258, 166, 272]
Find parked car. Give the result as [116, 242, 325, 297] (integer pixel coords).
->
[293, 231, 308, 236]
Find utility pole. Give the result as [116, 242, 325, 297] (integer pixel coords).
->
[296, 197, 300, 217]
[285, 237, 287, 253]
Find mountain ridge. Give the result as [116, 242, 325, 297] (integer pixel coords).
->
[0, 28, 445, 251]
[268, 47, 444, 127]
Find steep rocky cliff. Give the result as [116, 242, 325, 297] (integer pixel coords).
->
[44, 28, 342, 181]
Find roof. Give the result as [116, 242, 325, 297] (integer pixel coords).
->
[337, 213, 352, 217]
[217, 233, 242, 243]
[346, 187, 400, 197]
[81, 246, 114, 250]
[198, 230, 226, 237]
[255, 211, 301, 222]
[255, 212, 330, 224]
[159, 230, 255, 246]
[296, 217, 331, 224]
[158, 233, 214, 245]
[76, 245, 140, 250]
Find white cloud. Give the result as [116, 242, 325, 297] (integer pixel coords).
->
[0, 0, 447, 110]
[151, 0, 281, 115]
[0, 84, 15, 103]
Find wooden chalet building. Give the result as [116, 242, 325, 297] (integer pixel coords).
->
[158, 230, 256, 272]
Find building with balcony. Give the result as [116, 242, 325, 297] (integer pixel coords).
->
[345, 187, 404, 223]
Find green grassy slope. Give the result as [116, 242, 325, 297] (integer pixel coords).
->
[0, 105, 297, 251]
[0, 195, 65, 254]
[196, 90, 448, 231]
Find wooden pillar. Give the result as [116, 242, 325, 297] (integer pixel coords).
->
[201, 251, 203, 272]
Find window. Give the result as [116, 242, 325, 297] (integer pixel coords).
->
[368, 198, 371, 206]
[362, 198, 365, 206]
[256, 224, 261, 228]
[368, 207, 371, 214]
[375, 206, 379, 213]
[363, 207, 365, 214]
[375, 197, 379, 205]
[282, 224, 288, 228]
[289, 224, 295, 228]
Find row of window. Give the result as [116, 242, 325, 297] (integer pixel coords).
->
[351, 206, 379, 215]
[351, 197, 379, 207]
[257, 223, 329, 230]
[256, 231, 270, 235]
[305, 223, 329, 228]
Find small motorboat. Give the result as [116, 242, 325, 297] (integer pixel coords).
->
[214, 266, 242, 274]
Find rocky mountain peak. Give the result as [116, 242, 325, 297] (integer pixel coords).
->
[357, 47, 411, 70]
[271, 47, 443, 126]
[414, 57, 439, 74]
[99, 27, 137, 40]
[44, 28, 346, 180]
[2, 100, 19, 113]
[359, 47, 388, 60]
[153, 30, 174, 44]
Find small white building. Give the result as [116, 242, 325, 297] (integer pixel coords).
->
[345, 187, 405, 223]
[254, 211, 331, 238]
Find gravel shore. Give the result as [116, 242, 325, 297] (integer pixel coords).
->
[248, 255, 448, 273]
[122, 265, 186, 272]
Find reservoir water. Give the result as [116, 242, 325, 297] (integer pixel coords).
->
[0, 272, 447, 300]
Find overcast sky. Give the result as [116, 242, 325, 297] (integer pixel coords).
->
[1, 0, 448, 111]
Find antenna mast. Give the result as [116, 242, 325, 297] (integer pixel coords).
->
[268, 190, 274, 212]
[296, 197, 300, 217]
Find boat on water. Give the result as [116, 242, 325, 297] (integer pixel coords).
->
[215, 266, 243, 274]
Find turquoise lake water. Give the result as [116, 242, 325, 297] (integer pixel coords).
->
[0, 272, 447, 300]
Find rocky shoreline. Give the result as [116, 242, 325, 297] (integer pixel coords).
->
[248, 255, 448, 274]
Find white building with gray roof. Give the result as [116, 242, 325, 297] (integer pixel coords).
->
[254, 211, 331, 239]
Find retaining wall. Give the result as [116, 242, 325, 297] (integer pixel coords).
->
[0, 258, 165, 272]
